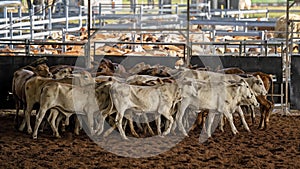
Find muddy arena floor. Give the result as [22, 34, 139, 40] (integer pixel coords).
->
[0, 109, 299, 168]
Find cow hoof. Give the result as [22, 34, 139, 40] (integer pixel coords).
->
[32, 135, 37, 140]
[55, 134, 61, 138]
[132, 134, 139, 138]
[27, 127, 33, 134]
[245, 128, 251, 132]
[122, 137, 129, 140]
[162, 132, 170, 136]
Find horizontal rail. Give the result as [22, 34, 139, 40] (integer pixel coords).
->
[190, 20, 275, 28]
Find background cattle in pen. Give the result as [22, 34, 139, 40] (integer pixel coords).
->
[10, 58, 277, 141]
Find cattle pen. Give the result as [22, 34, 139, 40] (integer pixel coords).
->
[0, 0, 300, 168]
[0, 1, 298, 110]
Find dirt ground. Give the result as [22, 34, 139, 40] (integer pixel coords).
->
[0, 109, 299, 168]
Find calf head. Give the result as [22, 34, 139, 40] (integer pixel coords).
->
[52, 67, 73, 79]
[235, 79, 259, 107]
[71, 70, 95, 86]
[33, 64, 53, 78]
[249, 75, 268, 96]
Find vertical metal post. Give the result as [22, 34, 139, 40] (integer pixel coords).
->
[25, 39, 30, 56]
[239, 41, 242, 56]
[79, 6, 82, 28]
[4, 7, 7, 37]
[86, 0, 91, 68]
[48, 7, 52, 31]
[9, 11, 13, 48]
[264, 40, 268, 56]
[18, 6, 22, 36]
[62, 29, 66, 53]
[285, 0, 291, 114]
[185, 0, 191, 66]
[139, 5, 143, 28]
[99, 3, 102, 27]
[266, 8, 269, 19]
[65, 0, 69, 31]
[243, 40, 246, 55]
[42, 3, 45, 18]
[30, 8, 34, 41]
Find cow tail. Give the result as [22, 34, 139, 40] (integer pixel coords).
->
[269, 74, 274, 104]
[105, 88, 114, 116]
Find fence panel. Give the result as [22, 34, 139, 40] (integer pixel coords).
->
[290, 55, 300, 109]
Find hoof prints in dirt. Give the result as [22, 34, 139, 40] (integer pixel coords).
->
[0, 112, 300, 168]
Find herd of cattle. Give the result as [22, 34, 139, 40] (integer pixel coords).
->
[2, 12, 300, 58]
[12, 58, 274, 140]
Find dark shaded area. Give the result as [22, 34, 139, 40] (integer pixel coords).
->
[0, 55, 290, 109]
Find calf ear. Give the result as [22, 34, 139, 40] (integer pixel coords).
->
[228, 83, 241, 87]
[228, 80, 237, 84]
[239, 78, 247, 84]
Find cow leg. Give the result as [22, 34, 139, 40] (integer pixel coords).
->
[19, 106, 33, 134]
[219, 114, 225, 132]
[56, 114, 65, 132]
[156, 115, 161, 136]
[175, 102, 189, 136]
[136, 120, 143, 132]
[162, 114, 174, 136]
[32, 109, 48, 139]
[223, 111, 238, 135]
[236, 106, 250, 132]
[48, 109, 61, 138]
[190, 111, 202, 131]
[183, 109, 191, 129]
[143, 114, 155, 136]
[264, 100, 274, 129]
[241, 105, 254, 126]
[201, 112, 207, 133]
[103, 124, 117, 138]
[250, 105, 256, 125]
[115, 111, 128, 140]
[95, 113, 107, 136]
[164, 119, 170, 133]
[86, 111, 95, 136]
[170, 116, 177, 135]
[74, 116, 81, 136]
[257, 96, 273, 130]
[14, 100, 21, 129]
[206, 111, 216, 138]
[145, 122, 155, 136]
[18, 112, 26, 132]
[128, 116, 139, 138]
[258, 105, 266, 130]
